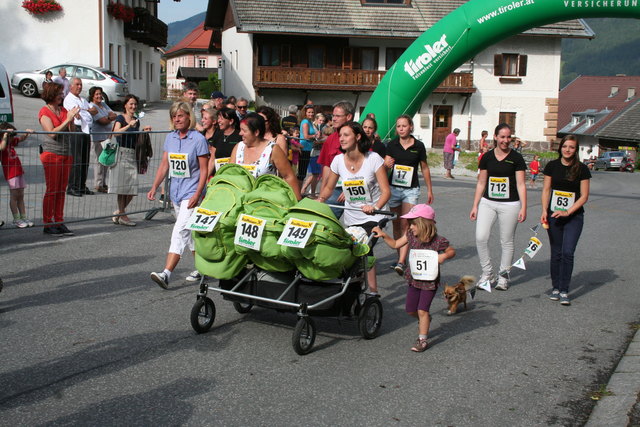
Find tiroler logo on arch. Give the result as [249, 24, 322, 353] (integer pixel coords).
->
[403, 34, 452, 80]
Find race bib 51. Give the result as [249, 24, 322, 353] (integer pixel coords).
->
[408, 249, 439, 281]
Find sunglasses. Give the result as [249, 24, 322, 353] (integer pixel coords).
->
[237, 105, 248, 109]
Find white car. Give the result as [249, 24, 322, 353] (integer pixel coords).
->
[11, 63, 128, 104]
[0, 63, 14, 123]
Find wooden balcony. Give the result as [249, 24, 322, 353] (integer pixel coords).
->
[124, 8, 168, 48]
[254, 67, 475, 93]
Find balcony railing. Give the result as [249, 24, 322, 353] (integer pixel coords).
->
[254, 67, 475, 93]
[124, 8, 168, 48]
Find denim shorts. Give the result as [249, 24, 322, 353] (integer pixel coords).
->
[389, 185, 420, 208]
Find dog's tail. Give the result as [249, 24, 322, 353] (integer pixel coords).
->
[459, 275, 476, 290]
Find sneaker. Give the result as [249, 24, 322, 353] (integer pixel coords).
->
[23, 218, 34, 227]
[392, 262, 405, 276]
[560, 293, 571, 305]
[58, 224, 75, 236]
[549, 289, 560, 301]
[13, 219, 28, 228]
[495, 276, 509, 291]
[478, 272, 496, 285]
[43, 226, 63, 236]
[185, 270, 202, 282]
[411, 338, 428, 352]
[364, 290, 380, 297]
[150, 272, 169, 289]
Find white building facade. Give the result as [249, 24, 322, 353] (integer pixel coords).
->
[0, 0, 166, 101]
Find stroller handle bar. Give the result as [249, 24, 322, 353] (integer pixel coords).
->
[327, 204, 395, 217]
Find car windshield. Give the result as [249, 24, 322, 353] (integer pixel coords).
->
[609, 152, 624, 157]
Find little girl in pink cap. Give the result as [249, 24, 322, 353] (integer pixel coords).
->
[373, 204, 455, 352]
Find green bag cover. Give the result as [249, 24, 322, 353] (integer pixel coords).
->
[235, 174, 298, 272]
[280, 198, 362, 281]
[193, 164, 255, 279]
[98, 140, 118, 167]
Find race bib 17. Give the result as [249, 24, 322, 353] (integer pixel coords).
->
[391, 164, 414, 187]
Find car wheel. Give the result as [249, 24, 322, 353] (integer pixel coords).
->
[19, 80, 38, 97]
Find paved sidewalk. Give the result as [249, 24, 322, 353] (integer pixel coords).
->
[585, 327, 640, 426]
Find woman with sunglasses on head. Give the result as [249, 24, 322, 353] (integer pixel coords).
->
[540, 135, 591, 306]
[469, 123, 527, 291]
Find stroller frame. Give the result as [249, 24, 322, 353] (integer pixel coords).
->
[190, 213, 393, 355]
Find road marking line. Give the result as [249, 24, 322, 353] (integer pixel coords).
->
[0, 232, 112, 253]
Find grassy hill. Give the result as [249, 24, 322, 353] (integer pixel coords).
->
[561, 18, 640, 88]
[166, 12, 206, 49]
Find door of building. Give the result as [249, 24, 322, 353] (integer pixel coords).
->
[432, 105, 452, 148]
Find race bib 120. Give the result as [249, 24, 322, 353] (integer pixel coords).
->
[168, 153, 190, 178]
[488, 176, 509, 199]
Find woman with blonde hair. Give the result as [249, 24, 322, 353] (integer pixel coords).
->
[147, 101, 210, 289]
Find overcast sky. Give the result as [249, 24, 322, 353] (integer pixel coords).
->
[158, 0, 207, 24]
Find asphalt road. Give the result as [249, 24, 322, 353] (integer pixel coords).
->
[2, 93, 639, 425]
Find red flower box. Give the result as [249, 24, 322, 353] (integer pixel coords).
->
[107, 1, 135, 23]
[22, 0, 63, 15]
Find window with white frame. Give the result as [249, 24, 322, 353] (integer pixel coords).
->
[198, 58, 206, 68]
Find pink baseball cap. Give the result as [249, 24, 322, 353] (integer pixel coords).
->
[401, 204, 436, 222]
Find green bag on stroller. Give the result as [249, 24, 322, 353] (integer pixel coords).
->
[280, 198, 366, 281]
[193, 164, 255, 279]
[235, 174, 298, 272]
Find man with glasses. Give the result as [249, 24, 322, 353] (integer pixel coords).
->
[236, 97, 250, 120]
[317, 100, 354, 218]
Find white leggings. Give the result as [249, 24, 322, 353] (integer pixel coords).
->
[169, 199, 195, 255]
[475, 198, 521, 274]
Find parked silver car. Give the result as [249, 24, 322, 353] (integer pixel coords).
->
[594, 151, 626, 171]
[0, 63, 14, 123]
[11, 63, 128, 104]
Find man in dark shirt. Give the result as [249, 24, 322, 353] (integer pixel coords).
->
[281, 104, 299, 134]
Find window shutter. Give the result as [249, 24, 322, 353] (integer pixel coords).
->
[494, 54, 503, 76]
[518, 55, 528, 76]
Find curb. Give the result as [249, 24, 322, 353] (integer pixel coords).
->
[585, 328, 640, 427]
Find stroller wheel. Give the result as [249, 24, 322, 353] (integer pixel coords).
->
[292, 317, 316, 355]
[190, 297, 216, 333]
[233, 301, 253, 314]
[358, 298, 383, 339]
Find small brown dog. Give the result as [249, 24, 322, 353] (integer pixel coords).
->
[443, 275, 476, 315]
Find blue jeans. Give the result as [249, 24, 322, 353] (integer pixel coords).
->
[326, 187, 344, 219]
[547, 212, 584, 293]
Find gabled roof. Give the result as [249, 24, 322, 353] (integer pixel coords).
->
[206, 0, 592, 39]
[165, 22, 212, 57]
[558, 75, 640, 136]
[597, 98, 640, 142]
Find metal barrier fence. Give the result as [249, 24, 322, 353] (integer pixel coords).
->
[0, 130, 171, 230]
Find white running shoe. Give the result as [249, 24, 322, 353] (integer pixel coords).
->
[185, 270, 202, 282]
[495, 276, 509, 291]
[150, 272, 169, 289]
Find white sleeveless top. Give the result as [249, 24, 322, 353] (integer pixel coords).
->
[236, 140, 277, 177]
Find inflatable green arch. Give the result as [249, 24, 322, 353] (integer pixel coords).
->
[363, 0, 640, 139]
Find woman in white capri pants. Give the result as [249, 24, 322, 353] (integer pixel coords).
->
[147, 101, 210, 289]
[469, 123, 527, 291]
